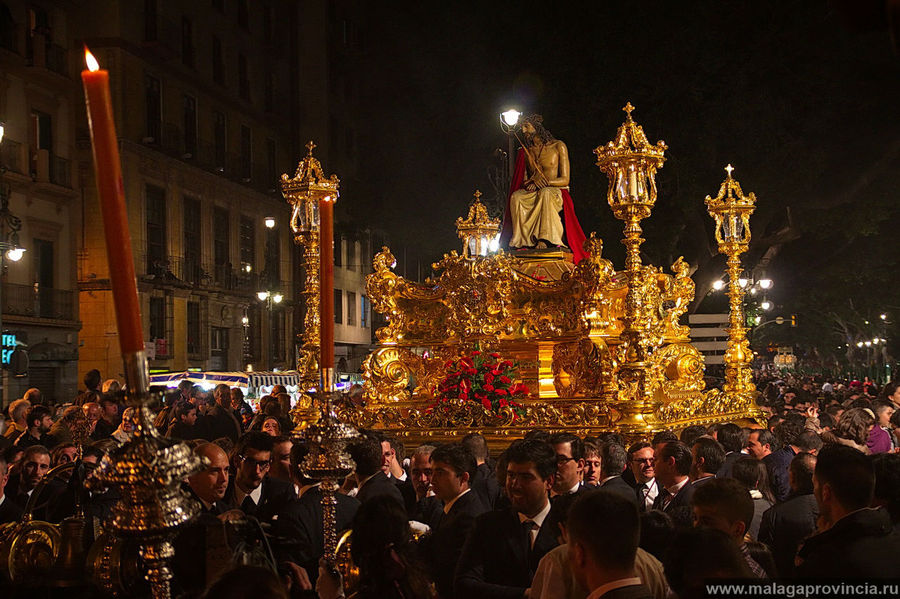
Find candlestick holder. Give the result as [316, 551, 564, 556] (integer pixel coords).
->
[705, 165, 757, 399]
[86, 350, 203, 599]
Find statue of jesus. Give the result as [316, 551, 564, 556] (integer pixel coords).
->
[500, 114, 587, 261]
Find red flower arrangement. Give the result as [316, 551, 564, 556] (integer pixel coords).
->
[430, 349, 529, 418]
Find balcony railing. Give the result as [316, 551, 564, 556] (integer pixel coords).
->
[2, 283, 76, 321]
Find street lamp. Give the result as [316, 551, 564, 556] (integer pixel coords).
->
[258, 290, 283, 370]
[264, 216, 276, 229]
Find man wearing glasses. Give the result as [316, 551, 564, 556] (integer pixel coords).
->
[628, 442, 658, 512]
[226, 431, 295, 523]
[549, 432, 588, 498]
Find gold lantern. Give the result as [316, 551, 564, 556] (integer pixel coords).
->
[456, 190, 500, 258]
[705, 164, 757, 397]
[593, 103, 668, 427]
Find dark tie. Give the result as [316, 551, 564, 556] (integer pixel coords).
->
[522, 519, 537, 549]
[241, 495, 257, 515]
[657, 488, 672, 510]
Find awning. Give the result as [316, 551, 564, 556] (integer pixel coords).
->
[148, 371, 301, 390]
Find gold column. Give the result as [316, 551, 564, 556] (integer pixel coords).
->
[594, 103, 667, 430]
[705, 165, 757, 398]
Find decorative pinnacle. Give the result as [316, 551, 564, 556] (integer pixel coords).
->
[725, 164, 734, 177]
[306, 140, 317, 156]
[623, 102, 635, 119]
[472, 189, 482, 202]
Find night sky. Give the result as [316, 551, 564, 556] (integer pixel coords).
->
[343, 0, 900, 356]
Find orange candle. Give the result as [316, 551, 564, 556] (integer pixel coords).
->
[319, 197, 335, 369]
[81, 48, 144, 355]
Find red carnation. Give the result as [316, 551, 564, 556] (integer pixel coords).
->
[483, 384, 494, 392]
[499, 398, 508, 407]
[491, 369, 501, 376]
[481, 398, 492, 410]
[499, 375, 511, 384]
[471, 350, 481, 355]
[490, 352, 501, 358]
[496, 388, 507, 396]
[485, 373, 495, 385]
[466, 368, 477, 375]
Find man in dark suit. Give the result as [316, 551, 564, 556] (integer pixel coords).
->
[0, 453, 23, 524]
[5, 444, 52, 516]
[463, 433, 502, 509]
[690, 437, 726, 487]
[224, 431, 296, 523]
[715, 423, 745, 479]
[409, 444, 442, 524]
[420, 443, 487, 598]
[598, 442, 639, 508]
[652, 441, 695, 527]
[348, 432, 405, 508]
[550, 432, 589, 498]
[456, 439, 560, 598]
[795, 445, 900, 578]
[205, 384, 242, 442]
[186, 442, 235, 515]
[568, 491, 654, 599]
[758, 452, 818, 577]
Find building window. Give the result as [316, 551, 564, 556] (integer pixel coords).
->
[240, 125, 251, 180]
[146, 184, 167, 274]
[347, 291, 356, 326]
[266, 138, 276, 187]
[183, 196, 201, 283]
[334, 289, 343, 324]
[239, 216, 255, 271]
[213, 111, 226, 170]
[238, 53, 249, 100]
[145, 75, 161, 142]
[212, 36, 224, 85]
[211, 327, 228, 369]
[263, 224, 280, 288]
[187, 301, 201, 355]
[181, 17, 193, 67]
[273, 310, 285, 361]
[361, 295, 369, 328]
[213, 207, 230, 285]
[149, 296, 167, 351]
[237, 0, 249, 31]
[334, 237, 342, 267]
[182, 94, 197, 158]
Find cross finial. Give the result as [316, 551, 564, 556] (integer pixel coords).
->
[472, 189, 482, 202]
[623, 102, 635, 118]
[725, 164, 734, 177]
[305, 140, 317, 156]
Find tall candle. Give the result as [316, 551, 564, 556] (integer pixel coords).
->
[319, 197, 335, 370]
[81, 48, 144, 355]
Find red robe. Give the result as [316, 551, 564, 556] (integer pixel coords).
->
[499, 150, 588, 264]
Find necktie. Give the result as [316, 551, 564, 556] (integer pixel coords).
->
[658, 488, 672, 510]
[522, 519, 537, 549]
[241, 494, 257, 515]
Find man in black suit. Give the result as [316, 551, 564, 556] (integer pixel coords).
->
[205, 384, 242, 442]
[409, 444, 442, 524]
[550, 432, 588, 498]
[463, 432, 502, 509]
[420, 443, 488, 598]
[597, 442, 639, 508]
[758, 452, 818, 577]
[651, 441, 695, 527]
[5, 444, 51, 513]
[690, 437, 725, 487]
[224, 431, 296, 523]
[186, 442, 235, 515]
[0, 453, 23, 524]
[456, 439, 560, 598]
[628, 442, 658, 512]
[13, 405, 53, 449]
[715, 423, 745, 479]
[568, 491, 654, 599]
[795, 445, 900, 578]
[348, 432, 405, 508]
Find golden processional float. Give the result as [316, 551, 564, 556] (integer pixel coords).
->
[287, 104, 764, 446]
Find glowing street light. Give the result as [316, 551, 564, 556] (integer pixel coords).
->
[712, 279, 725, 291]
[758, 278, 773, 289]
[500, 109, 521, 128]
[257, 290, 269, 301]
[264, 216, 276, 229]
[761, 300, 772, 311]
[6, 247, 23, 261]
[881, 313, 887, 320]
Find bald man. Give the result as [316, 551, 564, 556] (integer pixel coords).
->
[187, 443, 234, 515]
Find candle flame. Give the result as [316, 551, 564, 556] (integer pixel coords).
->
[84, 47, 100, 72]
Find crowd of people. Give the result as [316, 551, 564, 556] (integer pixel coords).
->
[0, 371, 899, 598]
